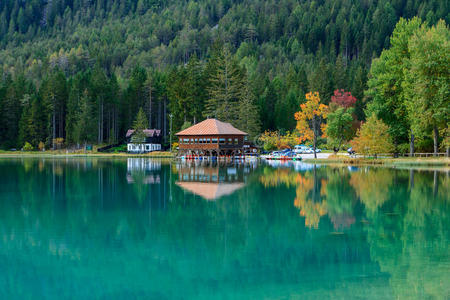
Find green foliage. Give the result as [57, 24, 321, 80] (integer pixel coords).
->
[404, 20, 450, 152]
[180, 121, 192, 131]
[351, 114, 395, 156]
[235, 77, 261, 141]
[23, 141, 33, 151]
[365, 17, 424, 146]
[326, 107, 355, 151]
[73, 91, 97, 144]
[0, 1, 448, 150]
[131, 108, 148, 144]
[205, 46, 243, 122]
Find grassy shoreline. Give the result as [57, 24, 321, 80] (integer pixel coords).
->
[304, 156, 450, 167]
[0, 151, 175, 158]
[0, 151, 448, 167]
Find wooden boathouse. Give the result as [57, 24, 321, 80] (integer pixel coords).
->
[176, 119, 247, 158]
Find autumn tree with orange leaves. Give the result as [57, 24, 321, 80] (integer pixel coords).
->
[294, 92, 328, 158]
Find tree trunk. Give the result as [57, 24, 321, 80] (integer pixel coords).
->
[433, 125, 438, 156]
[158, 100, 162, 130]
[149, 93, 152, 129]
[148, 81, 152, 128]
[336, 137, 342, 154]
[313, 116, 317, 159]
[164, 98, 167, 140]
[410, 129, 414, 157]
[101, 100, 104, 144]
[52, 109, 56, 150]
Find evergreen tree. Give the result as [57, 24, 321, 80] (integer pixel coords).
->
[74, 90, 96, 144]
[236, 76, 261, 141]
[204, 46, 243, 123]
[131, 107, 148, 144]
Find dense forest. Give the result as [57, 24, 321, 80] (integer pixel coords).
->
[0, 0, 448, 150]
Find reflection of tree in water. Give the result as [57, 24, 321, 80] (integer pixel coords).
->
[366, 170, 450, 299]
[349, 168, 393, 214]
[325, 168, 356, 230]
[260, 166, 328, 229]
[294, 175, 327, 229]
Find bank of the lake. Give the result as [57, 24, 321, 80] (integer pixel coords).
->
[304, 154, 450, 167]
[0, 150, 175, 158]
[1, 151, 449, 168]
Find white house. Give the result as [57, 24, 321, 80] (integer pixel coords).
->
[126, 129, 162, 153]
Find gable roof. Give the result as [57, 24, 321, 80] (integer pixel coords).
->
[176, 182, 245, 200]
[175, 119, 247, 136]
[126, 129, 161, 138]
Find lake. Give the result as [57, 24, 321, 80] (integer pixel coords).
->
[0, 158, 448, 299]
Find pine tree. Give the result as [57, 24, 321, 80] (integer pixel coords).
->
[132, 108, 148, 144]
[236, 76, 261, 141]
[204, 46, 243, 123]
[28, 96, 46, 147]
[186, 55, 206, 124]
[74, 90, 96, 144]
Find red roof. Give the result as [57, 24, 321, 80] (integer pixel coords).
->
[126, 129, 161, 138]
[176, 119, 247, 136]
[176, 182, 245, 200]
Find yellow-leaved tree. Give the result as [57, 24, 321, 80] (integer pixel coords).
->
[294, 92, 328, 158]
[259, 130, 298, 151]
[351, 114, 394, 157]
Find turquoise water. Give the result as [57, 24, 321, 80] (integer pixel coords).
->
[0, 158, 449, 299]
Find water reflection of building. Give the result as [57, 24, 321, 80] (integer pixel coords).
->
[175, 161, 249, 200]
[126, 158, 162, 184]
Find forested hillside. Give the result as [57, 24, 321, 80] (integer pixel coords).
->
[0, 0, 448, 150]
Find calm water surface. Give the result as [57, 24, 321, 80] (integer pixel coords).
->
[0, 158, 449, 299]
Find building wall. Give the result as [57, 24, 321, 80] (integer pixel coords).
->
[128, 143, 161, 153]
[178, 135, 245, 150]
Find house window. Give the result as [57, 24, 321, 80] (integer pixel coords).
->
[212, 138, 218, 143]
[207, 138, 211, 143]
[145, 144, 150, 151]
[219, 138, 226, 144]
[235, 138, 238, 144]
[183, 138, 189, 143]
